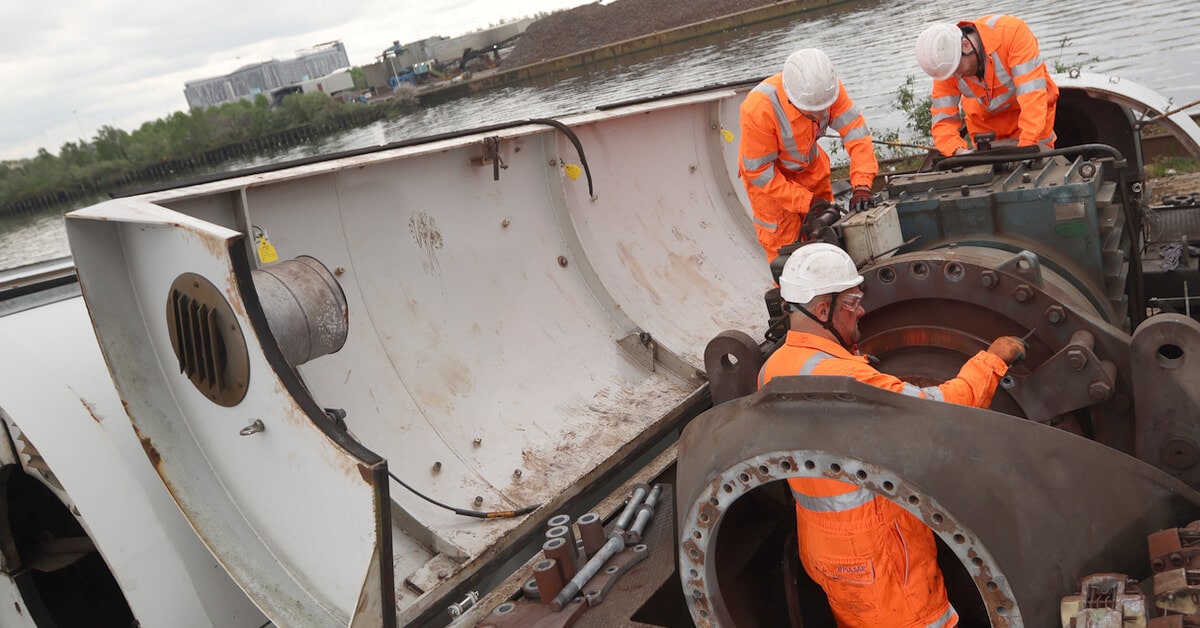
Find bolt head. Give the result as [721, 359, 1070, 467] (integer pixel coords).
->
[1088, 381, 1112, 401]
[1066, 349, 1088, 371]
[1013, 284, 1032, 303]
[980, 271, 998, 289]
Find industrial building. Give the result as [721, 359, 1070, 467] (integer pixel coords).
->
[183, 41, 351, 110]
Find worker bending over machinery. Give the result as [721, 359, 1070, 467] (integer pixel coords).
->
[915, 15, 1058, 157]
[739, 49, 879, 261]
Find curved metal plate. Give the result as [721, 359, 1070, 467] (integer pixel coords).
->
[677, 375, 1200, 626]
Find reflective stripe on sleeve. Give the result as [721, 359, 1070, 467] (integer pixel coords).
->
[749, 168, 775, 187]
[791, 486, 876, 513]
[1012, 56, 1043, 77]
[932, 96, 960, 109]
[742, 152, 778, 171]
[924, 604, 959, 628]
[1015, 77, 1046, 96]
[752, 215, 778, 231]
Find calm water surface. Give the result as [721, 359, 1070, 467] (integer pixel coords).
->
[4, 0, 1199, 271]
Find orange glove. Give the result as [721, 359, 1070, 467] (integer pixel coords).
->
[987, 336, 1027, 366]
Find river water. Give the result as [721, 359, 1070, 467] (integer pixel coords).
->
[4, 0, 1199, 272]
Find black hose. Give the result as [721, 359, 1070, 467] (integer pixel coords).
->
[387, 469, 540, 519]
[526, 117, 594, 198]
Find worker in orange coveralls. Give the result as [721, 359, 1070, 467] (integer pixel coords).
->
[739, 49, 878, 262]
[757, 243, 1027, 627]
[915, 16, 1058, 157]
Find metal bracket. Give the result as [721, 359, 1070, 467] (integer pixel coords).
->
[617, 331, 704, 387]
[470, 136, 507, 181]
[1007, 342, 1116, 421]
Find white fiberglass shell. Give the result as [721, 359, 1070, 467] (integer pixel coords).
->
[65, 87, 771, 624]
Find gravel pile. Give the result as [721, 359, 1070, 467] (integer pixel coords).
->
[501, 0, 778, 69]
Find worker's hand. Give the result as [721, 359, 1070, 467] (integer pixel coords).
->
[849, 186, 875, 212]
[953, 147, 974, 156]
[986, 336, 1028, 366]
[802, 198, 838, 240]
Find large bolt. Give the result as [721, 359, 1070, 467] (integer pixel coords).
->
[1066, 349, 1088, 371]
[1045, 305, 1066, 325]
[1088, 381, 1112, 401]
[980, 270, 998, 289]
[1013, 284, 1033, 303]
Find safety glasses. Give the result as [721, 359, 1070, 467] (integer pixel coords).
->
[836, 291, 864, 312]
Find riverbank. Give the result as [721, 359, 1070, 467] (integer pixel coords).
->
[415, 0, 849, 104]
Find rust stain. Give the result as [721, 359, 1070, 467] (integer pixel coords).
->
[76, 395, 103, 424]
[357, 462, 376, 484]
[616, 242, 662, 305]
[408, 211, 443, 276]
[133, 425, 163, 469]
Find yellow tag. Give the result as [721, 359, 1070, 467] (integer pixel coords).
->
[257, 235, 279, 264]
[563, 163, 582, 180]
[721, 129, 734, 143]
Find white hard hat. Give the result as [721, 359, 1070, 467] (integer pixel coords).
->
[779, 243, 864, 305]
[916, 23, 963, 81]
[782, 49, 840, 112]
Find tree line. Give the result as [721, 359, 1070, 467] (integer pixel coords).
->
[0, 84, 400, 214]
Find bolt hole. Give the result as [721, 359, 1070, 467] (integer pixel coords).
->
[723, 483, 733, 493]
[738, 472, 750, 483]
[758, 465, 769, 474]
[1158, 344, 1184, 369]
[945, 262, 964, 280]
[908, 495, 920, 505]
[879, 267, 897, 284]
[996, 605, 1008, 616]
[856, 470, 868, 480]
[690, 569, 698, 577]
[1017, 258, 1031, 270]
[693, 530, 702, 539]
[911, 262, 929, 278]
[709, 498, 719, 506]
[781, 460, 793, 471]
[955, 534, 966, 544]
[804, 460, 816, 470]
[721, 354, 738, 370]
[700, 513, 709, 523]
[830, 463, 842, 473]
[882, 481, 894, 491]
[931, 513, 943, 524]
[972, 557, 983, 566]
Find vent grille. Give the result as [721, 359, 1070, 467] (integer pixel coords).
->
[166, 273, 249, 407]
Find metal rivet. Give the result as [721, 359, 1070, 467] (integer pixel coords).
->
[474, 496, 483, 506]
[513, 469, 523, 478]
[473, 438, 482, 447]
[501, 219, 511, 228]
[334, 266, 346, 275]
[432, 461, 442, 472]
[558, 256, 569, 268]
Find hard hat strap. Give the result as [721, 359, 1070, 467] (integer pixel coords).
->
[789, 295, 852, 350]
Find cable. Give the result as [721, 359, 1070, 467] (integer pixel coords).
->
[386, 469, 540, 519]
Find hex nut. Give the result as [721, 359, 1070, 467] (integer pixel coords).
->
[1066, 349, 1088, 371]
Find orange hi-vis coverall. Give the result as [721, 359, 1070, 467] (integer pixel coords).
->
[929, 14, 1059, 156]
[739, 74, 878, 261]
[757, 331, 1009, 627]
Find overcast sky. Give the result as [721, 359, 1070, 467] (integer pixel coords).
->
[0, 0, 589, 161]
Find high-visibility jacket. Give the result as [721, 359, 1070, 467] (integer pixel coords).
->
[758, 331, 1009, 627]
[929, 15, 1059, 156]
[739, 74, 878, 261]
